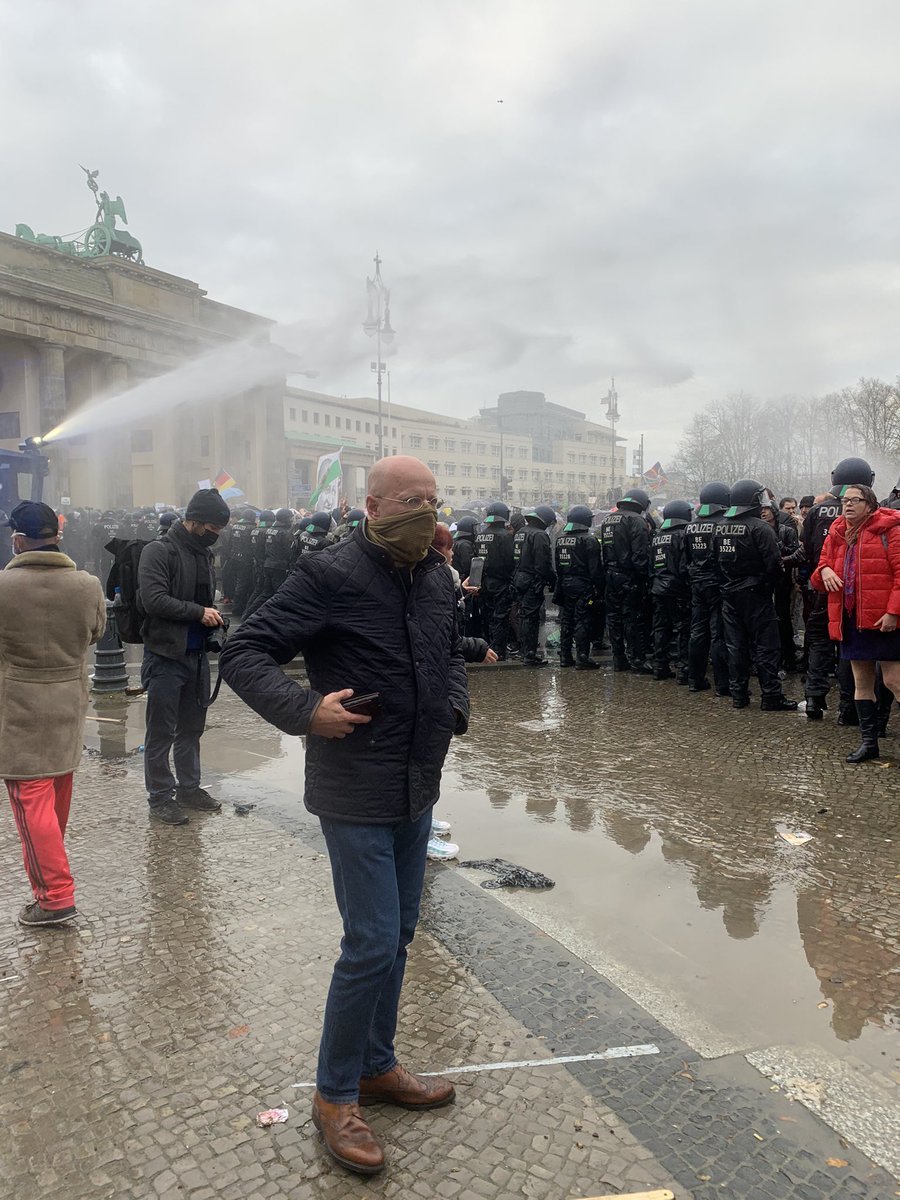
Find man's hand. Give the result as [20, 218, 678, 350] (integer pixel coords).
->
[875, 613, 898, 632]
[483, 648, 499, 664]
[309, 689, 372, 739]
[820, 567, 843, 593]
[201, 607, 225, 627]
[461, 577, 480, 596]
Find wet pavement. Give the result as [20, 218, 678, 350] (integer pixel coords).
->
[1, 646, 898, 1197]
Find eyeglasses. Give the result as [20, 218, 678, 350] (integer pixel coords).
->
[377, 495, 443, 510]
[841, 497, 867, 506]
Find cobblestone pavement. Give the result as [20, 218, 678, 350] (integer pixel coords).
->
[0, 663, 898, 1199]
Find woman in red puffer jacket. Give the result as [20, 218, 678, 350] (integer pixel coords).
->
[811, 484, 900, 762]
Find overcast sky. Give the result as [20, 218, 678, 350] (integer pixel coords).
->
[3, 0, 900, 462]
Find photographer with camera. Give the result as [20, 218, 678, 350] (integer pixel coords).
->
[138, 488, 230, 826]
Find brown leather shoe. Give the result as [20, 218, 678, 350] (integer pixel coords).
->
[311, 1092, 385, 1175]
[358, 1063, 455, 1110]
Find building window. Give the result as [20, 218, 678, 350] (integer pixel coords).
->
[589, 454, 597, 465]
[445, 438, 456, 451]
[446, 486, 456, 497]
[461, 486, 471, 498]
[427, 460, 439, 473]
[302, 410, 309, 422]
[314, 412, 320, 425]
[461, 440, 472, 453]
[476, 465, 487, 478]
[532, 470, 540, 482]
[392, 427, 397, 439]
[324, 414, 331, 427]
[0, 411, 21, 439]
[490, 467, 500, 479]
[334, 416, 341, 429]
[289, 407, 296, 421]
[409, 434, 422, 448]
[461, 464, 472, 477]
[476, 442, 486, 455]
[131, 429, 153, 453]
[356, 420, 361, 432]
[446, 463, 456, 475]
[428, 437, 439, 450]
[518, 469, 527, 480]
[365, 422, 371, 433]
[490, 443, 499, 456]
[200, 435, 210, 457]
[518, 446, 528, 458]
[567, 453, 575, 464]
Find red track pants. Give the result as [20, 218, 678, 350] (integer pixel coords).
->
[5, 774, 75, 910]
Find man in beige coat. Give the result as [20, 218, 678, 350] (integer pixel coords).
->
[0, 501, 106, 927]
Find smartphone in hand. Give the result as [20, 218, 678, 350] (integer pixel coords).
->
[341, 692, 382, 718]
[467, 557, 485, 588]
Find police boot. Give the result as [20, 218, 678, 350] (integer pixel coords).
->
[836, 699, 859, 726]
[805, 695, 827, 721]
[653, 667, 675, 681]
[760, 694, 799, 712]
[613, 657, 631, 671]
[575, 659, 600, 671]
[846, 699, 879, 762]
[689, 678, 711, 692]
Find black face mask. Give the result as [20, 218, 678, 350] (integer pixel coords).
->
[196, 530, 219, 547]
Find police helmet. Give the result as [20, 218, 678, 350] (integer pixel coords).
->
[484, 501, 510, 524]
[258, 509, 276, 525]
[454, 516, 478, 536]
[525, 504, 557, 528]
[697, 481, 730, 517]
[618, 488, 650, 512]
[345, 507, 365, 528]
[661, 500, 693, 529]
[564, 505, 593, 531]
[726, 479, 767, 517]
[304, 511, 332, 533]
[831, 456, 875, 492]
[274, 507, 294, 525]
[238, 508, 257, 524]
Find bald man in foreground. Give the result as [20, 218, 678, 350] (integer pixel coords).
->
[220, 457, 469, 1175]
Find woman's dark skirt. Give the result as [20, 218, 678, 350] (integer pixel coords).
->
[840, 611, 900, 661]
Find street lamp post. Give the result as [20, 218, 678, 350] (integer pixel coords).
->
[363, 252, 395, 459]
[605, 376, 620, 500]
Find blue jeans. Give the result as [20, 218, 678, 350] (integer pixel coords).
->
[141, 650, 209, 805]
[316, 808, 432, 1103]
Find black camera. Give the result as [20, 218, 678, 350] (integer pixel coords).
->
[205, 616, 230, 654]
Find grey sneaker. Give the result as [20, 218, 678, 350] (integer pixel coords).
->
[18, 901, 77, 927]
[150, 800, 190, 825]
[178, 787, 221, 813]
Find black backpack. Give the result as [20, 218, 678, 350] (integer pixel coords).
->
[104, 536, 160, 643]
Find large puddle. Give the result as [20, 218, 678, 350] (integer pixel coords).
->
[85, 660, 899, 1081]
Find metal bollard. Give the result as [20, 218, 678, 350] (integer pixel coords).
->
[92, 597, 130, 693]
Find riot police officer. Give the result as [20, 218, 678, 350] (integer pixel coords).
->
[474, 501, 515, 660]
[156, 511, 178, 538]
[554, 505, 603, 669]
[802, 457, 874, 722]
[291, 511, 333, 566]
[513, 505, 556, 667]
[598, 488, 652, 671]
[228, 509, 257, 615]
[263, 508, 295, 596]
[452, 516, 480, 637]
[650, 500, 692, 682]
[93, 510, 122, 586]
[334, 508, 365, 540]
[715, 479, 797, 711]
[243, 508, 276, 617]
[684, 482, 730, 694]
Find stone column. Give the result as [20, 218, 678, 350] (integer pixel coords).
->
[105, 358, 134, 509]
[37, 342, 70, 504]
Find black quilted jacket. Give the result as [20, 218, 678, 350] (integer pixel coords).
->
[219, 525, 469, 824]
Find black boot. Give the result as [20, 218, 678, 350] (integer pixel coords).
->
[575, 659, 600, 670]
[689, 678, 711, 692]
[837, 700, 859, 726]
[846, 699, 879, 762]
[805, 695, 826, 721]
[760, 694, 799, 712]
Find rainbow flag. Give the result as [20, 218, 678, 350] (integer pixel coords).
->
[213, 468, 244, 500]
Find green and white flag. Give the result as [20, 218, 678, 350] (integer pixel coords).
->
[309, 449, 343, 510]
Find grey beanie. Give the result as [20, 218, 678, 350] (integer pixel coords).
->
[185, 488, 231, 525]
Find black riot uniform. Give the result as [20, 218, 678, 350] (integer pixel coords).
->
[243, 509, 276, 617]
[715, 479, 797, 711]
[512, 505, 556, 667]
[598, 488, 652, 671]
[452, 517, 480, 637]
[290, 511, 333, 567]
[227, 512, 257, 616]
[684, 482, 730, 694]
[649, 501, 692, 682]
[802, 457, 875, 721]
[262, 509, 295, 596]
[474, 502, 515, 659]
[93, 510, 122, 586]
[553, 506, 603, 668]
